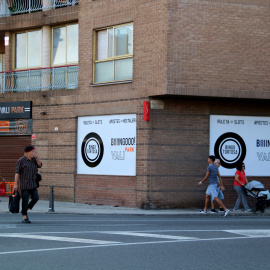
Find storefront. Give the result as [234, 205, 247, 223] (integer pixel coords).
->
[0, 101, 32, 195]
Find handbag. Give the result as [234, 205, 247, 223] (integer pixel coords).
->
[36, 172, 42, 188]
[8, 190, 20, 213]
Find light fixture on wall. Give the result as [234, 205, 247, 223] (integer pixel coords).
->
[40, 111, 47, 115]
[4, 36, 9, 46]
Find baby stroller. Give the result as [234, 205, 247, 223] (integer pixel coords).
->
[244, 180, 270, 213]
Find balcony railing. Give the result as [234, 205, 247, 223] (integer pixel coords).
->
[0, 0, 78, 17]
[0, 65, 78, 94]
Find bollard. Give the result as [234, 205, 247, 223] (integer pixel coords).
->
[48, 186, 55, 212]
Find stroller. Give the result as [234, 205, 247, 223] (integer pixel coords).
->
[244, 180, 270, 213]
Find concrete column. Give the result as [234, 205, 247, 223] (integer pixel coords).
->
[42, 26, 51, 68]
[4, 31, 12, 72]
[42, 26, 51, 90]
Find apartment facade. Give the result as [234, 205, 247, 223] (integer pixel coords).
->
[0, 0, 269, 209]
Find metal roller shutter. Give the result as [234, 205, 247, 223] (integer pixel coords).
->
[0, 136, 31, 194]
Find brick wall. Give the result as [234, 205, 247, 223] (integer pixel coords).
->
[147, 98, 270, 208]
[1, 0, 269, 208]
[74, 0, 168, 207]
[166, 0, 270, 100]
[2, 89, 78, 202]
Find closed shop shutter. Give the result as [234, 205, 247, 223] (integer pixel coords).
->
[0, 136, 31, 192]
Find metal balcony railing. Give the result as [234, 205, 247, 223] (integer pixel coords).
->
[0, 65, 78, 94]
[0, 0, 78, 17]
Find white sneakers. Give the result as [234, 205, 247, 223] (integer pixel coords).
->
[223, 209, 230, 217]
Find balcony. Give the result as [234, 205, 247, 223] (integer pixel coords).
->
[0, 0, 78, 17]
[0, 65, 78, 93]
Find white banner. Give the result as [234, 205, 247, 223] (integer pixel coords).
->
[77, 114, 136, 176]
[210, 115, 270, 176]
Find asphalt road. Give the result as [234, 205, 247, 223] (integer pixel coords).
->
[1, 213, 270, 270]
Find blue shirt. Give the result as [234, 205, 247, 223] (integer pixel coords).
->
[207, 163, 218, 185]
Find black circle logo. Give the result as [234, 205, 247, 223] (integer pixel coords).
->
[214, 132, 246, 169]
[81, 132, 104, 168]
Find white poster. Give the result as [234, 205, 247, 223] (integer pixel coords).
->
[210, 115, 270, 176]
[77, 114, 136, 176]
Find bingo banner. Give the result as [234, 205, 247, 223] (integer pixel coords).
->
[77, 114, 136, 176]
[210, 115, 270, 176]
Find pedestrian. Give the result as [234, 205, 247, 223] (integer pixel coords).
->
[198, 155, 229, 217]
[0, 169, 6, 200]
[14, 146, 42, 223]
[233, 162, 251, 212]
[210, 159, 225, 213]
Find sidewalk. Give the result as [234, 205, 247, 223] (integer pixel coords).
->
[1, 196, 269, 216]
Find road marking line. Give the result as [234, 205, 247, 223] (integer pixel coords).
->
[0, 225, 17, 229]
[0, 234, 120, 245]
[1, 230, 270, 256]
[101, 231, 197, 240]
[225, 230, 270, 238]
[0, 236, 260, 256]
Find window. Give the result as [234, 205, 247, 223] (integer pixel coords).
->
[52, 24, 78, 66]
[94, 23, 133, 84]
[0, 54, 5, 72]
[15, 30, 41, 69]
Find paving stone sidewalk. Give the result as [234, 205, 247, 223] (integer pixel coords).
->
[1, 196, 269, 216]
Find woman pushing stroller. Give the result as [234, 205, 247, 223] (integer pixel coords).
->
[233, 162, 252, 212]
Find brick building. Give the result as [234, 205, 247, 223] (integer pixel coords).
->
[0, 0, 269, 209]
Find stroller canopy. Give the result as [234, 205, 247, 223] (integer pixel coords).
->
[245, 180, 265, 191]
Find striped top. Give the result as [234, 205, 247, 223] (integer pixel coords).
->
[15, 156, 42, 190]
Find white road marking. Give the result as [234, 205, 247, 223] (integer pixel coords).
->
[0, 234, 120, 245]
[225, 230, 270, 238]
[101, 231, 197, 240]
[0, 225, 17, 229]
[0, 236, 258, 256]
[1, 230, 270, 256]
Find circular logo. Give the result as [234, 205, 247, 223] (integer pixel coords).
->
[15, 119, 28, 135]
[214, 132, 246, 169]
[81, 132, 104, 168]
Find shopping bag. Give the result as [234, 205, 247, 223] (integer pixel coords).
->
[8, 191, 20, 213]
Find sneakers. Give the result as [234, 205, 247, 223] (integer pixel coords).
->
[245, 208, 252, 212]
[199, 209, 207, 214]
[219, 208, 225, 212]
[22, 218, 31, 224]
[210, 209, 218, 213]
[233, 208, 241, 211]
[223, 209, 230, 217]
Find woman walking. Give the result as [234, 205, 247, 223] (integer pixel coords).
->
[233, 162, 251, 212]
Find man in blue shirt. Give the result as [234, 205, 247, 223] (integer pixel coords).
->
[210, 159, 225, 213]
[198, 155, 229, 217]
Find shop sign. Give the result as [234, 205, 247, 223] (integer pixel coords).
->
[0, 119, 32, 136]
[0, 101, 32, 119]
[210, 115, 270, 176]
[77, 114, 136, 176]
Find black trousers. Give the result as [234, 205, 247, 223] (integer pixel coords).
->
[21, 188, 39, 215]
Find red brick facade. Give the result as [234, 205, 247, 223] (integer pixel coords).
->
[0, 0, 269, 209]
